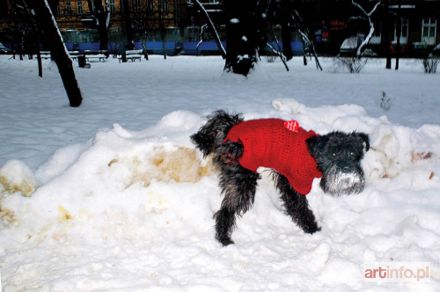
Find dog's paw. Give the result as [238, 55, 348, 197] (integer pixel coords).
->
[217, 236, 235, 246]
[302, 222, 321, 234]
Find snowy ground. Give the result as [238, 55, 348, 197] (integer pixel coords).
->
[0, 55, 440, 291]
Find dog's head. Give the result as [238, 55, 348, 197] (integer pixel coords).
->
[307, 132, 369, 196]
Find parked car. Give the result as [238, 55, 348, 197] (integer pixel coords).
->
[432, 43, 440, 56]
[0, 42, 12, 54]
[339, 36, 363, 57]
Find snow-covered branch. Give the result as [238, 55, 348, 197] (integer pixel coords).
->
[196, 24, 208, 49]
[266, 42, 289, 71]
[190, 0, 226, 59]
[352, 0, 381, 57]
[290, 10, 322, 71]
[105, 0, 110, 29]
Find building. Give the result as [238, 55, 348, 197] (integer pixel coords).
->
[0, 0, 439, 56]
[384, 0, 440, 55]
[0, 0, 189, 52]
[294, 0, 440, 55]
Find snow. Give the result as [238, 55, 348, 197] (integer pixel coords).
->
[1, 55, 440, 291]
[230, 18, 240, 24]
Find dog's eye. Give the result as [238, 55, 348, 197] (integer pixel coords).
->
[350, 152, 355, 156]
[332, 152, 337, 157]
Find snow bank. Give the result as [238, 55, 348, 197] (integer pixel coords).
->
[1, 99, 440, 290]
[0, 160, 36, 197]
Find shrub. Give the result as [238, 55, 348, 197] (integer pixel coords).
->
[336, 57, 367, 73]
[422, 57, 439, 74]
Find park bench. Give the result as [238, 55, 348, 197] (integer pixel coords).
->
[86, 54, 107, 62]
[40, 51, 51, 59]
[84, 50, 108, 62]
[118, 49, 143, 62]
[68, 51, 80, 61]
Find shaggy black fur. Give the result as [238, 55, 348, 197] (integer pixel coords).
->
[191, 110, 369, 246]
[190, 111, 243, 157]
[274, 173, 321, 234]
[307, 132, 369, 195]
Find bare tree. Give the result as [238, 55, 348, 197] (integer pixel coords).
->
[351, 0, 381, 58]
[158, 0, 166, 59]
[260, 0, 290, 71]
[121, 0, 134, 50]
[188, 0, 226, 59]
[86, 0, 111, 51]
[25, 0, 83, 107]
[335, 0, 381, 73]
[220, 0, 320, 76]
[395, 0, 401, 70]
[130, 0, 151, 52]
[280, 0, 293, 61]
[290, 10, 322, 71]
[223, 0, 265, 76]
[14, 0, 44, 76]
[382, 0, 392, 69]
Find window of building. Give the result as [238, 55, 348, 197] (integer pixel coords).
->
[370, 21, 381, 45]
[401, 18, 408, 38]
[422, 17, 437, 45]
[147, 0, 153, 13]
[132, 0, 140, 11]
[394, 18, 409, 44]
[66, 0, 72, 15]
[161, 0, 168, 12]
[78, 0, 83, 15]
[109, 0, 116, 13]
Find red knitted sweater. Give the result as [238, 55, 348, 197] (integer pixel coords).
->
[225, 119, 322, 195]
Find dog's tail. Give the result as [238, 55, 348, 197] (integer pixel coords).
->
[191, 110, 243, 157]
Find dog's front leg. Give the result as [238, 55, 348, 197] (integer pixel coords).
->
[214, 163, 260, 246]
[274, 173, 321, 234]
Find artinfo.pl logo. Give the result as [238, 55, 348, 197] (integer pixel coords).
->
[363, 262, 433, 282]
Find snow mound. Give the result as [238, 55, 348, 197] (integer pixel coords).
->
[1, 103, 440, 290]
[272, 98, 440, 180]
[0, 160, 37, 225]
[0, 160, 37, 197]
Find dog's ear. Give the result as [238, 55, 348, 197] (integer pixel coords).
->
[355, 132, 370, 152]
[306, 135, 327, 157]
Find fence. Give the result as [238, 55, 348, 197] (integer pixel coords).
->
[61, 26, 306, 56]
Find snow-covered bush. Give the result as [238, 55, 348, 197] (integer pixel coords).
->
[336, 57, 368, 73]
[379, 91, 392, 111]
[422, 57, 439, 73]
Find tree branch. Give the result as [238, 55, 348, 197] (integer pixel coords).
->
[291, 10, 322, 71]
[266, 42, 290, 71]
[189, 0, 226, 59]
[351, 0, 381, 57]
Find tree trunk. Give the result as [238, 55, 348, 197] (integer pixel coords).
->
[280, 0, 293, 61]
[121, 0, 134, 50]
[94, 0, 109, 51]
[27, 0, 83, 107]
[395, 0, 401, 70]
[383, 0, 392, 69]
[159, 2, 166, 59]
[224, 0, 258, 76]
[37, 50, 43, 77]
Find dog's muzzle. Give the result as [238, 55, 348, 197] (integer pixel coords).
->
[321, 165, 365, 195]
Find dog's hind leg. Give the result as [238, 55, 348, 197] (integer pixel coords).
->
[214, 164, 260, 246]
[274, 173, 321, 234]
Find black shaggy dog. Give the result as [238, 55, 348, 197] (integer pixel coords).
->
[191, 111, 369, 246]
